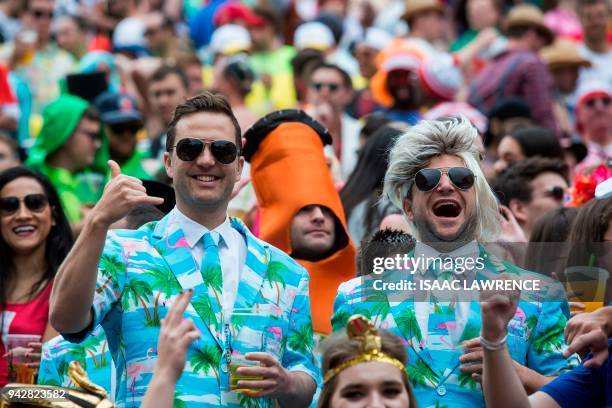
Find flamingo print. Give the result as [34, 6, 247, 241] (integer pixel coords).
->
[166, 235, 190, 249]
[126, 348, 156, 394]
[436, 322, 458, 348]
[510, 307, 530, 337]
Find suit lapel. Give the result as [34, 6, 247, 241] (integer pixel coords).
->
[230, 218, 267, 310]
[151, 215, 223, 349]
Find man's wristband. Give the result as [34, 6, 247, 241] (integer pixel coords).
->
[480, 334, 508, 351]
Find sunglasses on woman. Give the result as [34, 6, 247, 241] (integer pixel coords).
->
[170, 138, 238, 164]
[0, 194, 49, 216]
[412, 167, 476, 192]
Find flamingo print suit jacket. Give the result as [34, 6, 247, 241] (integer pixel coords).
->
[331, 245, 579, 408]
[64, 211, 318, 407]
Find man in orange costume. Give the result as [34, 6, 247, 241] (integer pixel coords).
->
[243, 110, 356, 336]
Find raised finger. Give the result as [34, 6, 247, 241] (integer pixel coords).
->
[462, 338, 481, 349]
[179, 329, 201, 350]
[108, 160, 122, 179]
[459, 364, 483, 374]
[166, 290, 192, 326]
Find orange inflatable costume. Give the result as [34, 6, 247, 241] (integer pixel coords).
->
[243, 110, 356, 334]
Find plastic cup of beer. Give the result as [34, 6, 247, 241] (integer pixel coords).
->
[7, 334, 41, 384]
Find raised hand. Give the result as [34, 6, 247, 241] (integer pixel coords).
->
[155, 290, 201, 383]
[90, 160, 164, 227]
[480, 275, 520, 342]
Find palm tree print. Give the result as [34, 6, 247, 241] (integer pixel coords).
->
[81, 335, 104, 368]
[264, 261, 287, 305]
[192, 295, 218, 331]
[97, 254, 126, 294]
[145, 265, 182, 325]
[121, 278, 154, 325]
[237, 392, 260, 408]
[531, 315, 566, 353]
[201, 265, 223, 309]
[190, 345, 222, 382]
[331, 310, 351, 331]
[173, 392, 187, 408]
[406, 358, 439, 387]
[288, 323, 314, 354]
[458, 371, 478, 390]
[396, 309, 422, 346]
[365, 292, 390, 325]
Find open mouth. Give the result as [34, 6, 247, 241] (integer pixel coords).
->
[12, 225, 36, 236]
[432, 201, 462, 218]
[192, 175, 220, 183]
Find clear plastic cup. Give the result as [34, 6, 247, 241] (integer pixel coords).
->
[7, 334, 41, 384]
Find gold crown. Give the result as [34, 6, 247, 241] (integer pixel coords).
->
[323, 315, 406, 384]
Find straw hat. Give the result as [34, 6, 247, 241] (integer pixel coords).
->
[540, 40, 591, 69]
[402, 0, 444, 22]
[503, 5, 555, 46]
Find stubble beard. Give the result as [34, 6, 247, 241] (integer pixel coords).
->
[413, 207, 479, 252]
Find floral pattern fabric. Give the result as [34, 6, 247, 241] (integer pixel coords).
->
[64, 212, 318, 408]
[332, 246, 579, 408]
[38, 325, 112, 394]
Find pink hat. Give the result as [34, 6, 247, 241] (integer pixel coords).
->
[424, 102, 487, 134]
[418, 53, 463, 101]
[575, 79, 612, 111]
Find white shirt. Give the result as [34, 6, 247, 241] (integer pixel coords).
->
[171, 208, 247, 312]
[412, 240, 480, 344]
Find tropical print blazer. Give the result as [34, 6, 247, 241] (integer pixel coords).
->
[38, 325, 113, 394]
[331, 246, 579, 408]
[65, 213, 318, 408]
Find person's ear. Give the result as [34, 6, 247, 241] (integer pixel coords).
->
[508, 198, 527, 225]
[163, 151, 173, 179]
[403, 198, 414, 221]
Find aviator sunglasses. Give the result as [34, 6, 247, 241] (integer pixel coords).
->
[170, 138, 238, 164]
[412, 167, 476, 192]
[0, 194, 49, 216]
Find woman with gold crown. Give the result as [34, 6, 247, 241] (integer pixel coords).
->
[318, 315, 417, 408]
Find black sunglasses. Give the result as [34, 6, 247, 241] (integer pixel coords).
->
[32, 9, 53, 18]
[171, 138, 238, 164]
[311, 82, 340, 92]
[110, 122, 142, 135]
[585, 96, 611, 109]
[413, 167, 476, 192]
[544, 186, 566, 201]
[0, 194, 49, 216]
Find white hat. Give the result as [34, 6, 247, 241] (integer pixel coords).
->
[595, 177, 612, 199]
[210, 24, 252, 56]
[358, 27, 393, 51]
[112, 17, 148, 55]
[294, 21, 335, 51]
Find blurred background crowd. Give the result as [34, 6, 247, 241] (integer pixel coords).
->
[0, 0, 611, 404]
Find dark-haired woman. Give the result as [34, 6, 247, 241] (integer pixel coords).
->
[494, 126, 565, 174]
[0, 166, 73, 385]
[340, 124, 404, 246]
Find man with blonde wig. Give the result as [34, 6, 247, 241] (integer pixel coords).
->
[332, 117, 577, 406]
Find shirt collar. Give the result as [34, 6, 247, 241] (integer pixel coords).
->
[171, 207, 232, 249]
[413, 240, 479, 275]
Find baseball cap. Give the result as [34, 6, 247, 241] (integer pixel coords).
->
[210, 24, 252, 56]
[294, 22, 335, 51]
[94, 91, 143, 125]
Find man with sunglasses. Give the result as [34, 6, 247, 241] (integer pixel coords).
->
[332, 117, 577, 407]
[26, 94, 105, 225]
[494, 157, 569, 240]
[50, 92, 318, 407]
[574, 80, 612, 174]
[94, 91, 155, 180]
[306, 63, 360, 179]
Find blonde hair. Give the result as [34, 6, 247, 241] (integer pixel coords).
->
[383, 116, 500, 242]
